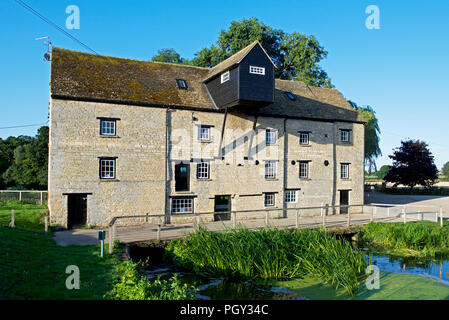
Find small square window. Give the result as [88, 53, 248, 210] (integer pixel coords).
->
[221, 71, 230, 84]
[99, 158, 116, 179]
[264, 193, 275, 207]
[285, 190, 298, 203]
[197, 162, 210, 179]
[341, 163, 350, 179]
[198, 126, 211, 141]
[249, 66, 265, 75]
[266, 129, 277, 145]
[340, 130, 350, 142]
[176, 79, 188, 89]
[100, 119, 116, 136]
[299, 132, 309, 145]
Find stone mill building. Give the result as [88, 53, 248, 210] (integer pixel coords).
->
[47, 41, 365, 229]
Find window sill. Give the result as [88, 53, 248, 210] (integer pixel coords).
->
[197, 178, 212, 181]
[99, 179, 119, 182]
[198, 140, 212, 143]
[299, 144, 311, 147]
[172, 191, 196, 195]
[340, 179, 352, 181]
[299, 178, 311, 181]
[265, 178, 279, 181]
[100, 135, 120, 139]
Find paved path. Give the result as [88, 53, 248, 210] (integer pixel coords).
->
[366, 191, 449, 217]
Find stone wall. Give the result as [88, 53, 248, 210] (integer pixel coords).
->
[48, 98, 365, 228]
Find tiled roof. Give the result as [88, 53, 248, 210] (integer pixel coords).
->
[50, 47, 364, 123]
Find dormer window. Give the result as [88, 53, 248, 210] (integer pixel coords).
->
[221, 71, 230, 84]
[249, 66, 265, 75]
[176, 79, 188, 90]
[284, 91, 296, 101]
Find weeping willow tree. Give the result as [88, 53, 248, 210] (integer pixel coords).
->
[348, 101, 381, 173]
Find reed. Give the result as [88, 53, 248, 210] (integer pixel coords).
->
[361, 222, 449, 257]
[165, 227, 368, 296]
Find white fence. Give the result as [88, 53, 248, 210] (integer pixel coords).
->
[0, 190, 47, 205]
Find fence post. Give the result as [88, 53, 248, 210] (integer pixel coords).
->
[320, 202, 324, 217]
[440, 207, 443, 227]
[322, 205, 326, 229]
[19, 191, 22, 202]
[403, 207, 406, 224]
[347, 209, 351, 227]
[9, 209, 15, 228]
[108, 225, 114, 254]
[44, 216, 48, 233]
[40, 192, 43, 205]
[232, 211, 236, 229]
[157, 224, 161, 243]
[265, 210, 269, 228]
[196, 214, 201, 230]
[295, 209, 299, 229]
[387, 207, 390, 217]
[371, 206, 375, 222]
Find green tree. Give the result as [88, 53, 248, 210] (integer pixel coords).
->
[2, 126, 48, 189]
[348, 101, 381, 173]
[0, 135, 32, 188]
[442, 161, 449, 177]
[192, 18, 333, 87]
[384, 140, 438, 190]
[151, 48, 185, 64]
[153, 18, 333, 88]
[376, 165, 390, 179]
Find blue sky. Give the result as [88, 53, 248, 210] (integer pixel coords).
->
[0, 0, 448, 169]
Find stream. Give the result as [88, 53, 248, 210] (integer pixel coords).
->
[131, 244, 449, 300]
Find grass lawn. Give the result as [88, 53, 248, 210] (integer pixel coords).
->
[0, 201, 48, 233]
[0, 226, 122, 299]
[0, 201, 123, 300]
[274, 272, 449, 300]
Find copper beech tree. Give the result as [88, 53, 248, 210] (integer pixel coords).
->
[384, 140, 438, 190]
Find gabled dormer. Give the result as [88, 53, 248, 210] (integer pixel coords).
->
[203, 41, 275, 110]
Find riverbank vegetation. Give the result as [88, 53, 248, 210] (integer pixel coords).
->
[104, 260, 196, 300]
[165, 227, 369, 296]
[360, 221, 449, 258]
[0, 200, 193, 300]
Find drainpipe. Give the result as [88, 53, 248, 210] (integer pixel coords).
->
[218, 107, 228, 159]
[282, 118, 288, 218]
[164, 106, 171, 224]
[332, 123, 337, 214]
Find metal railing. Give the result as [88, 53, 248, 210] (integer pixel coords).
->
[106, 203, 444, 254]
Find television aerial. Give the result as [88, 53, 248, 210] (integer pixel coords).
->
[35, 36, 52, 61]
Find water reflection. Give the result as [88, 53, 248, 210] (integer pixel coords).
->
[365, 249, 449, 286]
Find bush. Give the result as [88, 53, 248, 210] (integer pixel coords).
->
[104, 260, 197, 300]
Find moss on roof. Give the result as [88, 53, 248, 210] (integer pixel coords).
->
[50, 47, 364, 123]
